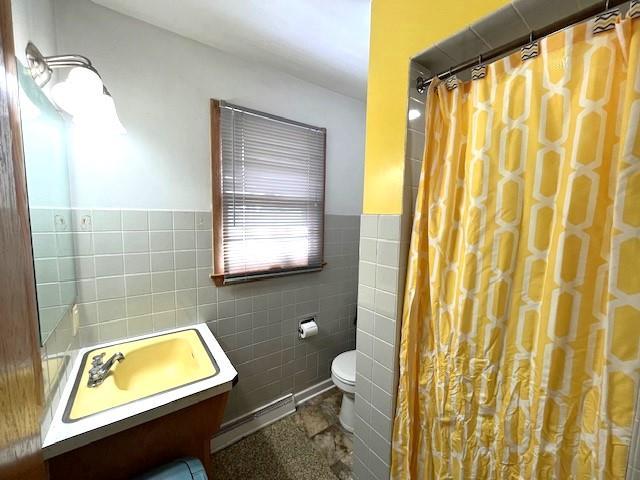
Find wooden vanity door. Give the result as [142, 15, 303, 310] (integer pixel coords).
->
[47, 393, 229, 480]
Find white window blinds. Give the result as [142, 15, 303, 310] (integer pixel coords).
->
[211, 101, 326, 285]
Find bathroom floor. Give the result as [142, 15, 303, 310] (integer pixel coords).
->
[211, 388, 353, 480]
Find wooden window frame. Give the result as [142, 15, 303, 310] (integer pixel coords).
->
[210, 99, 224, 287]
[209, 99, 327, 287]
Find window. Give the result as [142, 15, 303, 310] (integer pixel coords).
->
[210, 100, 326, 286]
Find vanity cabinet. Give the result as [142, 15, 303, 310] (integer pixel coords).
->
[47, 392, 229, 480]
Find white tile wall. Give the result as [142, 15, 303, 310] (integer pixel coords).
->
[36, 209, 359, 426]
[353, 214, 405, 480]
[352, 61, 425, 480]
[31, 209, 78, 341]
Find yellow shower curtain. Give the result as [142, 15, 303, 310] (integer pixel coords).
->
[392, 15, 640, 480]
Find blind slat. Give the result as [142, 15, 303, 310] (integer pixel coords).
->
[217, 104, 325, 280]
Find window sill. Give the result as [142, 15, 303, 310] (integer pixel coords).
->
[210, 263, 327, 286]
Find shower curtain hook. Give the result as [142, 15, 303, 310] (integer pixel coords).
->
[605, 0, 610, 10]
[529, 31, 534, 43]
[478, 55, 482, 65]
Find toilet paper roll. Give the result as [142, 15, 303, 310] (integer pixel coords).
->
[298, 320, 318, 339]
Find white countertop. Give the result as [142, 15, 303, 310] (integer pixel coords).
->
[42, 324, 237, 459]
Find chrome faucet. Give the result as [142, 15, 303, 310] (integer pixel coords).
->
[87, 352, 124, 387]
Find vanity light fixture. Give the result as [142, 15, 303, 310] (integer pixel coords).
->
[25, 42, 125, 133]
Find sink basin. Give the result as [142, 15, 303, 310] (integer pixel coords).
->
[64, 329, 218, 422]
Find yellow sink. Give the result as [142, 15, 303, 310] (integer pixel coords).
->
[65, 329, 218, 422]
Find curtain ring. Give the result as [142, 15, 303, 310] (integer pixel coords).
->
[605, 0, 610, 10]
[478, 55, 482, 65]
[529, 31, 534, 43]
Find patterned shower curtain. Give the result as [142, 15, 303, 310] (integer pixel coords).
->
[391, 12, 640, 480]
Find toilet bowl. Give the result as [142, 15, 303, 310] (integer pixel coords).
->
[331, 350, 356, 433]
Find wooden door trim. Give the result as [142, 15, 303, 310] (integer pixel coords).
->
[0, 0, 46, 478]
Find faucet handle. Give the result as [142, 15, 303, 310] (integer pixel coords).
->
[87, 352, 124, 388]
[91, 352, 105, 366]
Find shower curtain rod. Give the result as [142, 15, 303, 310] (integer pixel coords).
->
[416, 0, 629, 92]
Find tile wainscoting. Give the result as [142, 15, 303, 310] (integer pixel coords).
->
[36, 209, 359, 431]
[351, 62, 426, 480]
[352, 213, 409, 480]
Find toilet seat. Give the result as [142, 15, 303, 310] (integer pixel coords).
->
[332, 350, 356, 390]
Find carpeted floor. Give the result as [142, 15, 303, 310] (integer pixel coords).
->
[211, 388, 352, 480]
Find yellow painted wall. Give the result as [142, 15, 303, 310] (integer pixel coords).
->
[363, 0, 509, 214]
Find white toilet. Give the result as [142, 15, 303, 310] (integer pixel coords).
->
[331, 349, 356, 432]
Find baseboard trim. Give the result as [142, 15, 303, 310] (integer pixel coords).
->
[211, 394, 296, 453]
[210, 378, 336, 453]
[293, 378, 335, 406]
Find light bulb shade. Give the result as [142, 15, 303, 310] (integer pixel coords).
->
[51, 67, 104, 116]
[51, 80, 79, 115]
[72, 93, 126, 134]
[50, 67, 125, 134]
[66, 67, 103, 97]
[96, 94, 126, 135]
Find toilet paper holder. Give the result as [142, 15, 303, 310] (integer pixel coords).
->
[298, 316, 317, 339]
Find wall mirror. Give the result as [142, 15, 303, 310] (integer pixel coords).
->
[17, 61, 77, 345]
